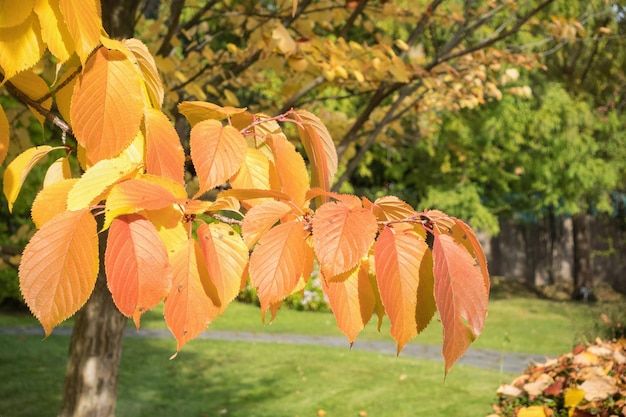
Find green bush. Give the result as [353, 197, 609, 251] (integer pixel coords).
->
[488, 339, 626, 417]
[0, 267, 22, 306]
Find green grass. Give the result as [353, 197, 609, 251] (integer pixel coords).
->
[0, 333, 512, 417]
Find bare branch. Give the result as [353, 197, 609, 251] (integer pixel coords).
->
[156, 0, 186, 57]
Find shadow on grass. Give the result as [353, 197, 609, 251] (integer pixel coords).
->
[0, 332, 510, 417]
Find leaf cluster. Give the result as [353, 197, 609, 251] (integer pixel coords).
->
[0, 0, 491, 373]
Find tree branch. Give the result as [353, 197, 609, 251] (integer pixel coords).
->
[156, 0, 186, 57]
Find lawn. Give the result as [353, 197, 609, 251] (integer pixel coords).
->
[1, 333, 511, 417]
[0, 288, 617, 417]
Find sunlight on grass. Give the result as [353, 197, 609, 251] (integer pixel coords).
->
[0, 334, 514, 417]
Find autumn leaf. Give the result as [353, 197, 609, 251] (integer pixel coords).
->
[124, 39, 164, 109]
[178, 101, 248, 126]
[105, 214, 172, 328]
[374, 226, 434, 352]
[229, 148, 271, 193]
[190, 119, 247, 197]
[249, 220, 313, 317]
[197, 222, 249, 313]
[292, 110, 338, 198]
[164, 238, 219, 351]
[66, 152, 140, 211]
[31, 178, 78, 229]
[322, 261, 376, 343]
[432, 233, 489, 374]
[71, 46, 144, 164]
[19, 209, 99, 335]
[312, 201, 378, 279]
[58, 0, 103, 64]
[3, 145, 56, 212]
[104, 176, 184, 229]
[33, 0, 74, 62]
[0, 14, 45, 79]
[8, 70, 53, 126]
[364, 196, 418, 222]
[265, 133, 309, 208]
[241, 200, 294, 248]
[43, 157, 72, 187]
[144, 108, 185, 185]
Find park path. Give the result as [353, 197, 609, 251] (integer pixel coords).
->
[0, 326, 549, 374]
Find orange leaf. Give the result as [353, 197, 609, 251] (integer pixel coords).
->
[323, 261, 376, 343]
[241, 200, 294, 248]
[105, 214, 172, 328]
[71, 46, 144, 164]
[219, 188, 293, 203]
[19, 209, 99, 335]
[190, 119, 247, 197]
[432, 233, 488, 374]
[306, 187, 362, 209]
[249, 220, 312, 316]
[0, 105, 8, 166]
[374, 226, 433, 352]
[364, 196, 418, 222]
[31, 178, 78, 229]
[312, 201, 378, 278]
[292, 110, 338, 198]
[197, 222, 249, 313]
[164, 238, 219, 351]
[265, 133, 309, 208]
[144, 108, 185, 184]
[58, 0, 102, 64]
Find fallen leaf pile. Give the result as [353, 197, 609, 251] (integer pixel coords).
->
[488, 338, 626, 417]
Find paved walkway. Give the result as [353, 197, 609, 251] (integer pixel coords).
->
[0, 326, 550, 374]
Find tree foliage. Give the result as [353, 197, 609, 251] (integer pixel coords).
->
[0, 0, 492, 374]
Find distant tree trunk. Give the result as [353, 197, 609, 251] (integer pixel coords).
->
[58, 3, 140, 416]
[572, 212, 595, 301]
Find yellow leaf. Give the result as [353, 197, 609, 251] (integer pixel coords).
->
[0, 0, 34, 28]
[43, 157, 72, 187]
[242, 200, 293, 248]
[66, 153, 140, 211]
[19, 208, 99, 335]
[178, 101, 248, 126]
[31, 178, 77, 228]
[54, 65, 79, 123]
[143, 210, 187, 255]
[58, 0, 103, 64]
[0, 105, 8, 166]
[0, 13, 45, 79]
[33, 0, 74, 62]
[564, 387, 585, 416]
[517, 406, 546, 417]
[272, 22, 296, 54]
[265, 134, 309, 208]
[71, 46, 144, 164]
[3, 146, 54, 212]
[230, 148, 271, 191]
[8, 70, 52, 126]
[124, 38, 164, 109]
[223, 89, 240, 107]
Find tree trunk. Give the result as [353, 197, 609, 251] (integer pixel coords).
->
[58, 3, 140, 416]
[58, 265, 127, 417]
[572, 212, 595, 301]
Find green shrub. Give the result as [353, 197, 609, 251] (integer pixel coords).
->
[0, 267, 22, 306]
[488, 339, 626, 417]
